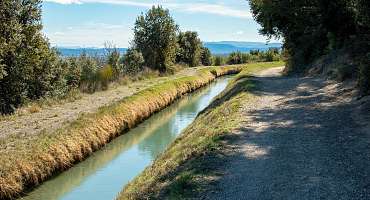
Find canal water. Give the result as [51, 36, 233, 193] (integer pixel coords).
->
[20, 76, 232, 200]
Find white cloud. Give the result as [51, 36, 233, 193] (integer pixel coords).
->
[179, 4, 251, 19]
[44, 0, 252, 19]
[46, 0, 82, 4]
[236, 31, 244, 35]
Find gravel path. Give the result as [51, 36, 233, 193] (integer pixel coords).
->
[204, 67, 370, 200]
[0, 68, 198, 139]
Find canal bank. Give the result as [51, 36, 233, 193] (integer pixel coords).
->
[118, 62, 284, 199]
[0, 66, 241, 199]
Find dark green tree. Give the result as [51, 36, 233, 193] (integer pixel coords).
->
[213, 56, 225, 66]
[176, 31, 202, 67]
[227, 51, 243, 65]
[0, 0, 67, 113]
[133, 6, 178, 72]
[200, 46, 212, 66]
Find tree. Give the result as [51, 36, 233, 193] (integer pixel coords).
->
[213, 56, 225, 66]
[227, 51, 243, 65]
[105, 42, 121, 78]
[122, 48, 145, 75]
[200, 47, 212, 66]
[0, 0, 67, 113]
[176, 31, 202, 67]
[133, 6, 178, 72]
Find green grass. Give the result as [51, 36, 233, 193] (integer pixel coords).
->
[117, 62, 283, 200]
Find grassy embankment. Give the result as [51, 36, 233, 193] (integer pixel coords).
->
[0, 65, 243, 200]
[118, 61, 284, 199]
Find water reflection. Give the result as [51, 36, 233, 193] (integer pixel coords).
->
[20, 76, 232, 200]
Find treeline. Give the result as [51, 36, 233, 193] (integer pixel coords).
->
[249, 0, 370, 95]
[213, 48, 281, 66]
[0, 3, 212, 114]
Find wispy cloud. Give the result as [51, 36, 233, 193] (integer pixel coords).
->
[44, 0, 252, 19]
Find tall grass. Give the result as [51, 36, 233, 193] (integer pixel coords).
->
[0, 66, 242, 200]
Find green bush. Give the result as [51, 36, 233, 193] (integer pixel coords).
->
[107, 48, 121, 78]
[98, 65, 114, 90]
[122, 48, 145, 75]
[227, 51, 243, 64]
[213, 56, 226, 66]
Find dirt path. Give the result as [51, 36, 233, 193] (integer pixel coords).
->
[0, 68, 198, 139]
[203, 67, 370, 199]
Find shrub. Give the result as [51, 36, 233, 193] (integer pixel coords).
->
[107, 48, 121, 78]
[213, 56, 225, 66]
[227, 51, 243, 65]
[122, 48, 145, 75]
[98, 65, 114, 90]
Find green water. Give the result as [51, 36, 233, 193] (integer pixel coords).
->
[20, 76, 232, 200]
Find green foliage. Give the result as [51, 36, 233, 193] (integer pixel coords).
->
[107, 48, 121, 78]
[176, 31, 202, 67]
[200, 47, 212, 66]
[133, 6, 178, 72]
[98, 65, 114, 90]
[213, 56, 225, 66]
[227, 51, 243, 65]
[227, 49, 281, 65]
[122, 48, 145, 75]
[0, 0, 68, 113]
[0, 2, 215, 114]
[248, 0, 369, 69]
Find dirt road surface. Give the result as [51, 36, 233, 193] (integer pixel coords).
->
[203, 67, 370, 200]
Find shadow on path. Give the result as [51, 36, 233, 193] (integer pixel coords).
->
[204, 73, 370, 200]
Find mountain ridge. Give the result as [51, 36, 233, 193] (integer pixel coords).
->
[56, 41, 282, 57]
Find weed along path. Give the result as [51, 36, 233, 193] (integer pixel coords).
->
[18, 75, 233, 200]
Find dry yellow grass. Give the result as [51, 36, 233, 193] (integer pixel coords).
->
[0, 65, 242, 200]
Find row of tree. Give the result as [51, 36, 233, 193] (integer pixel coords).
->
[248, 0, 370, 94]
[213, 48, 281, 66]
[128, 6, 211, 72]
[0, 3, 213, 114]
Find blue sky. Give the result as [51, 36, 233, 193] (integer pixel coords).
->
[42, 0, 273, 47]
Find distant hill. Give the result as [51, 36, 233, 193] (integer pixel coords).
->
[56, 41, 282, 57]
[56, 48, 127, 57]
[204, 41, 282, 55]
